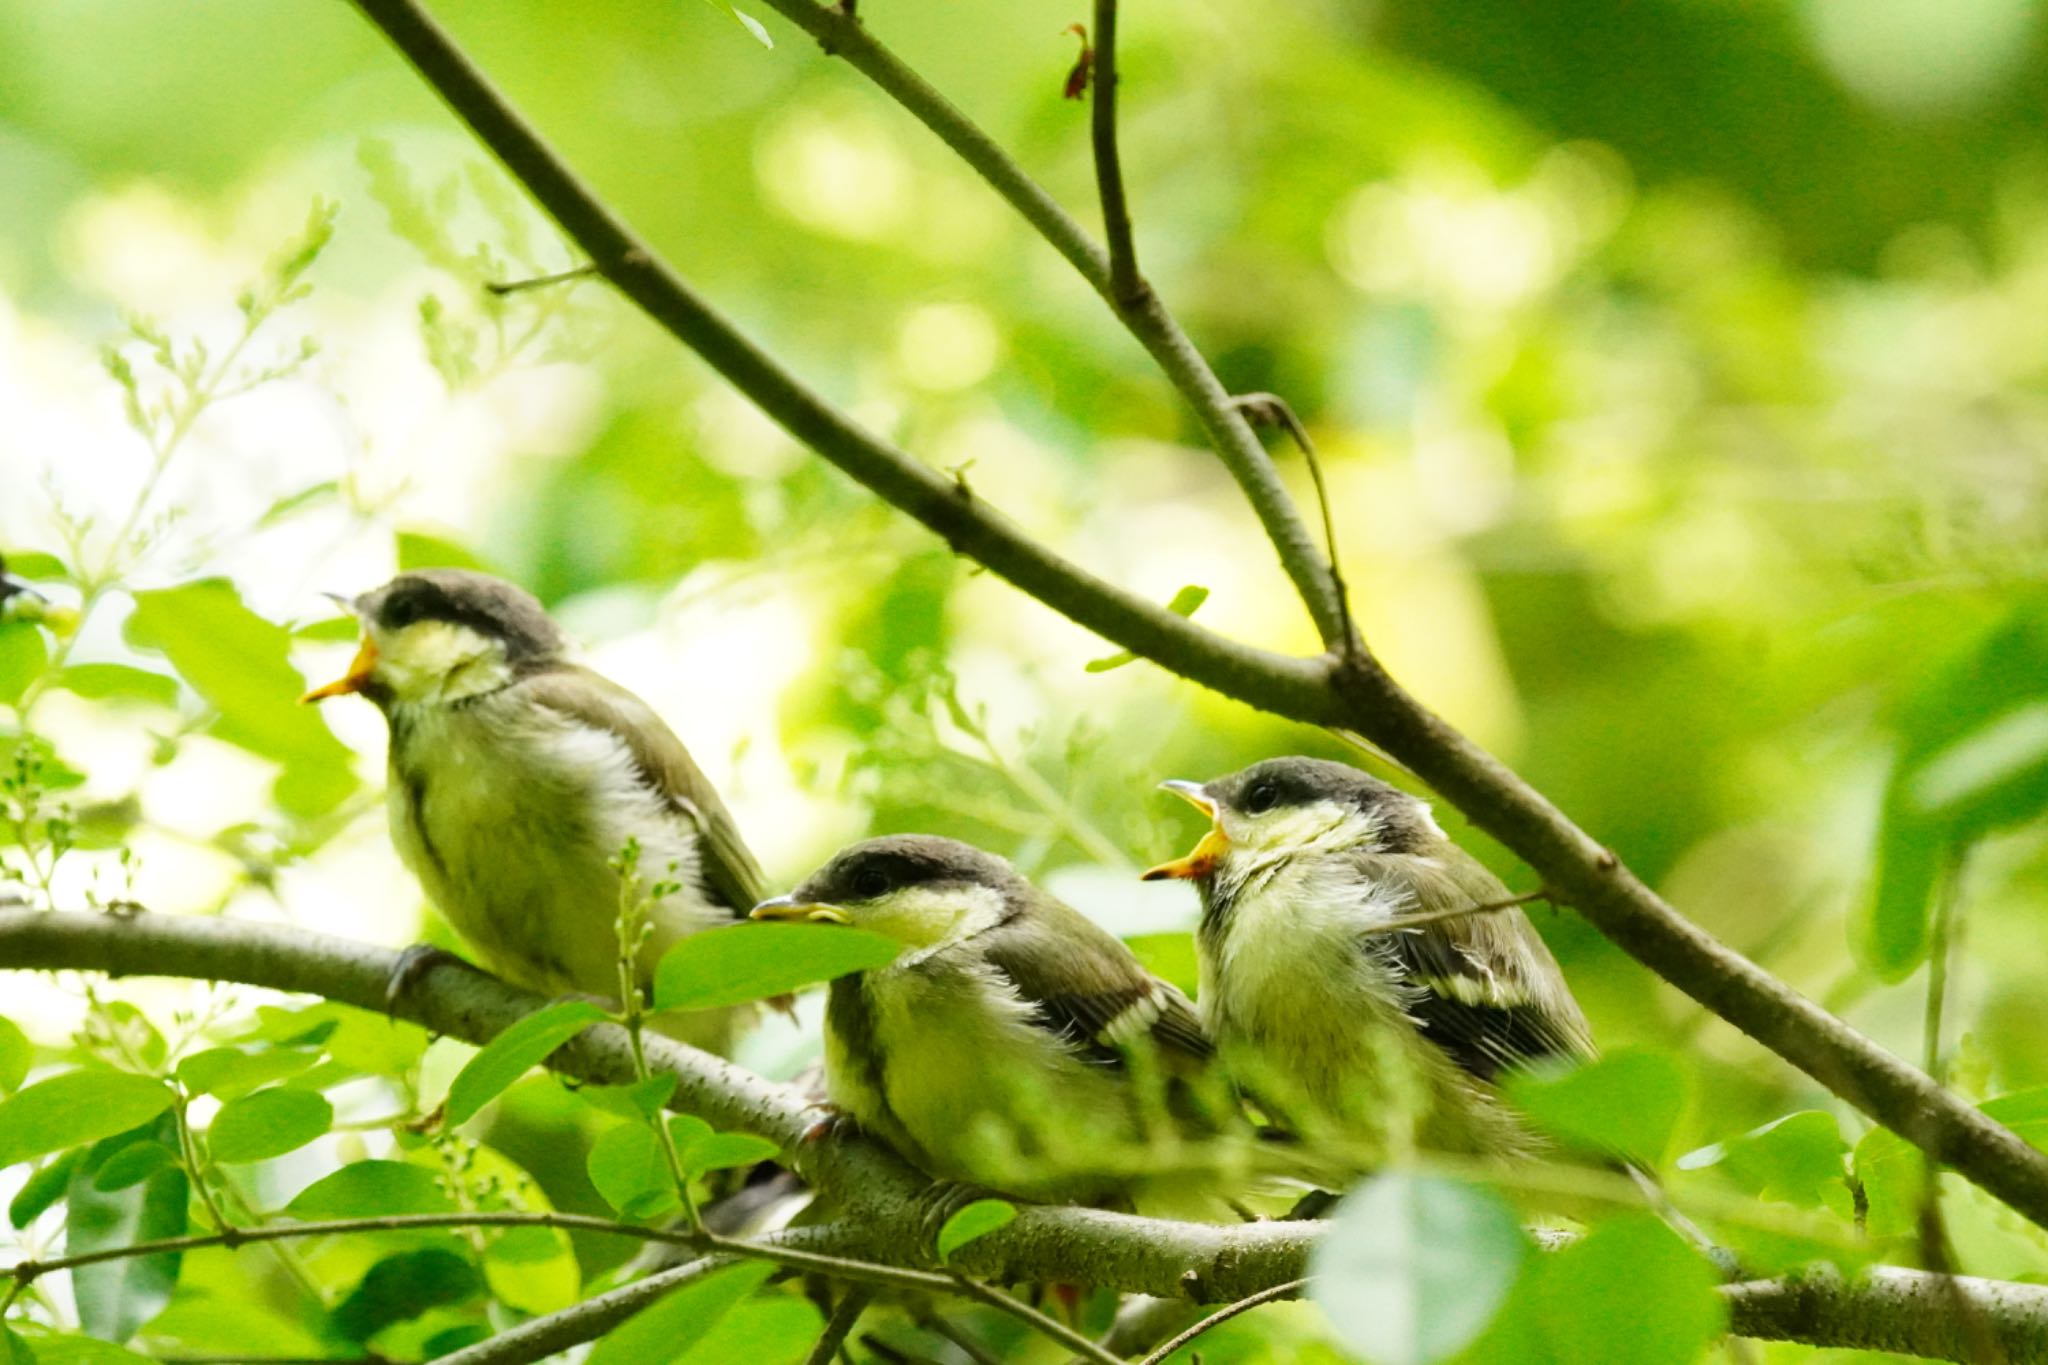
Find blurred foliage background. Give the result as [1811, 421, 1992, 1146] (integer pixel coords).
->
[6, 0, 2048, 1359]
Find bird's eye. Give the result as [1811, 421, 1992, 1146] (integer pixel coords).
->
[852, 868, 890, 899]
[383, 598, 421, 630]
[1243, 781, 1280, 814]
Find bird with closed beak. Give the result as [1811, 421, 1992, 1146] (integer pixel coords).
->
[752, 834, 1236, 1209]
[1145, 756, 1590, 1166]
[301, 569, 765, 1053]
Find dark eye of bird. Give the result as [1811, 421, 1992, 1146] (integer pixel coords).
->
[1244, 780, 1279, 814]
[852, 868, 890, 899]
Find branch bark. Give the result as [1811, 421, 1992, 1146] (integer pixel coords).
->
[6, 907, 2048, 1361]
[335, 0, 2048, 1237]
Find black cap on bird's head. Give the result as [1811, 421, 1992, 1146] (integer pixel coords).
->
[1144, 755, 1439, 881]
[752, 834, 1028, 949]
[301, 569, 566, 707]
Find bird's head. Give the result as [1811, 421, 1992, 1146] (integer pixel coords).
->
[1143, 755, 1441, 883]
[751, 834, 1026, 953]
[299, 569, 565, 710]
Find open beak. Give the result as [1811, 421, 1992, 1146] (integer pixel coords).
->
[1142, 779, 1231, 881]
[300, 635, 379, 704]
[750, 894, 852, 925]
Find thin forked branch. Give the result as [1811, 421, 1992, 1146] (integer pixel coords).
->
[1088, 0, 1142, 306]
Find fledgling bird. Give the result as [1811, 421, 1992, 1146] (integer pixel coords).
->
[1145, 756, 1591, 1166]
[751, 835, 1232, 1209]
[301, 569, 765, 1052]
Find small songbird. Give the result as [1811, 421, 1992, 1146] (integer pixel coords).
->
[301, 569, 765, 1052]
[751, 835, 1228, 1208]
[1144, 756, 1591, 1165]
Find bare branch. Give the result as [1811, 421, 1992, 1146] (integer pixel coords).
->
[804, 1286, 876, 1365]
[1135, 1277, 1311, 1365]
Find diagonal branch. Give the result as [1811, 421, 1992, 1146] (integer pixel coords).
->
[337, 0, 2048, 1234]
[7, 907, 2048, 1361]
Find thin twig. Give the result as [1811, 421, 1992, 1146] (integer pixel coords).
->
[1135, 1277, 1311, 1365]
[944, 1272, 1123, 1365]
[484, 262, 597, 295]
[805, 1285, 877, 1365]
[1088, 0, 1141, 306]
[1357, 888, 1550, 937]
[918, 1313, 1004, 1365]
[1231, 391, 1358, 659]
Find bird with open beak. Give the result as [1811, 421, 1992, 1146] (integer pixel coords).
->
[302, 569, 766, 1053]
[752, 834, 1243, 1210]
[1145, 756, 1591, 1167]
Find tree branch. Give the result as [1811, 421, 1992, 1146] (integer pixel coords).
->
[1086, 0, 1140, 307]
[7, 907, 2048, 1361]
[334, 0, 2048, 1237]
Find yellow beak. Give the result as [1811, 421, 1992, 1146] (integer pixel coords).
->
[300, 636, 379, 704]
[750, 895, 852, 925]
[1142, 779, 1231, 881]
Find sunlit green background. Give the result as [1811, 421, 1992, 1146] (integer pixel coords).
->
[7, 0, 2048, 1358]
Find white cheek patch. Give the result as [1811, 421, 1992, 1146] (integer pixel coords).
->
[871, 882, 1009, 961]
[378, 621, 510, 704]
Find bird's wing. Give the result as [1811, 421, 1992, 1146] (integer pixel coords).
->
[1353, 850, 1593, 1083]
[520, 665, 767, 915]
[976, 896, 1213, 1071]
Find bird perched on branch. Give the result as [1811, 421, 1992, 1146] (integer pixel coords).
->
[752, 834, 1242, 1210]
[301, 569, 765, 1052]
[1145, 756, 1590, 1167]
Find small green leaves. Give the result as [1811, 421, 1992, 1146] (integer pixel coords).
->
[936, 1198, 1017, 1261]
[125, 579, 357, 817]
[50, 664, 179, 708]
[207, 1087, 333, 1163]
[1085, 585, 1209, 672]
[1679, 1110, 1851, 1213]
[668, 1114, 779, 1175]
[1310, 1173, 1528, 1365]
[0, 1073, 173, 1170]
[286, 1161, 454, 1219]
[588, 1261, 776, 1365]
[587, 1123, 676, 1218]
[1506, 1049, 1687, 1164]
[654, 922, 901, 1011]
[176, 1045, 319, 1100]
[67, 1124, 188, 1344]
[444, 999, 607, 1127]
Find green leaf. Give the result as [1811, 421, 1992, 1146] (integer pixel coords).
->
[243, 1001, 430, 1077]
[8, 1332, 153, 1364]
[0, 621, 48, 705]
[588, 1261, 776, 1365]
[0, 1017, 30, 1094]
[331, 1247, 484, 1342]
[485, 1226, 579, 1315]
[285, 1160, 454, 1219]
[207, 1087, 333, 1163]
[67, 1121, 188, 1344]
[676, 1297, 822, 1364]
[1532, 1214, 1724, 1365]
[936, 1198, 1017, 1261]
[1505, 1049, 1687, 1164]
[587, 1122, 678, 1219]
[578, 1074, 679, 1122]
[1678, 1110, 1850, 1213]
[50, 664, 178, 708]
[1310, 1173, 1528, 1365]
[679, 1130, 781, 1175]
[1857, 1085, 2048, 1236]
[2, 552, 68, 583]
[2, 1326, 32, 1365]
[655, 922, 901, 1012]
[397, 529, 488, 573]
[175, 1045, 319, 1100]
[0, 1072, 173, 1169]
[124, 579, 357, 817]
[10, 1150, 84, 1228]
[444, 1000, 607, 1127]
[291, 615, 361, 643]
[1085, 585, 1209, 672]
[89, 1142, 176, 1193]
